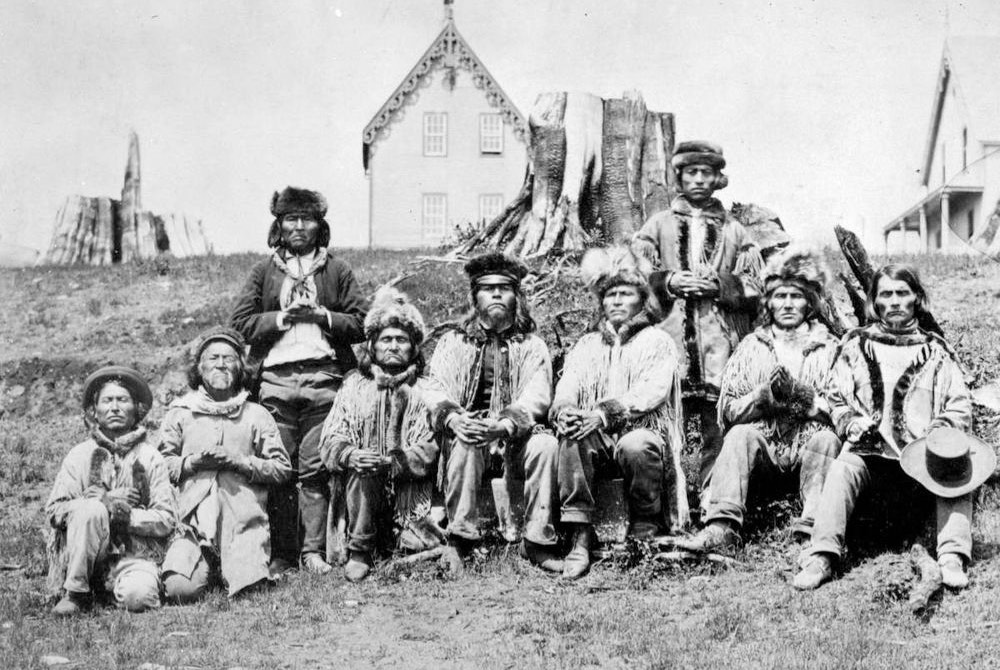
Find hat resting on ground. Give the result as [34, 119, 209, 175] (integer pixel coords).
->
[267, 186, 331, 249]
[464, 252, 529, 290]
[900, 426, 997, 498]
[82, 366, 153, 419]
[193, 326, 247, 361]
[364, 286, 426, 345]
[579, 245, 653, 298]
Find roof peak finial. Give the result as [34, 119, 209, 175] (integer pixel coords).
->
[444, 0, 454, 22]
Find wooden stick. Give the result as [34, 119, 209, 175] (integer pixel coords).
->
[908, 543, 942, 614]
[653, 550, 742, 567]
[384, 546, 446, 570]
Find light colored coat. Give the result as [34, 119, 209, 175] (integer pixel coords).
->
[45, 437, 177, 597]
[550, 312, 689, 530]
[633, 195, 763, 398]
[827, 324, 971, 459]
[158, 391, 292, 596]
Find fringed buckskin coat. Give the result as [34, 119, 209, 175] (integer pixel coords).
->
[718, 322, 839, 459]
[550, 311, 689, 530]
[319, 364, 438, 525]
[159, 392, 293, 596]
[633, 195, 763, 398]
[424, 320, 552, 480]
[45, 435, 177, 597]
[827, 324, 972, 459]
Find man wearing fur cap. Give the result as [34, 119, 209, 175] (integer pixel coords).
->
[674, 248, 841, 553]
[319, 287, 442, 582]
[230, 186, 366, 576]
[794, 264, 977, 590]
[424, 252, 561, 571]
[632, 141, 763, 499]
[45, 366, 177, 616]
[553, 246, 688, 579]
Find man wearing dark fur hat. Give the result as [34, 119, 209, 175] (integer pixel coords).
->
[230, 186, 366, 576]
[632, 140, 763, 504]
[675, 248, 841, 553]
[319, 288, 443, 582]
[554, 246, 689, 579]
[424, 252, 561, 571]
[45, 366, 177, 616]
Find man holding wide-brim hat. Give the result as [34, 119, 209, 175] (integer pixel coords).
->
[794, 263, 991, 591]
[45, 366, 177, 616]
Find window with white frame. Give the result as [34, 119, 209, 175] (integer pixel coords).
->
[422, 194, 448, 243]
[423, 113, 447, 156]
[479, 114, 503, 154]
[479, 194, 504, 222]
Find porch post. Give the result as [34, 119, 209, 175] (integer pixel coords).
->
[918, 205, 928, 252]
[940, 192, 951, 252]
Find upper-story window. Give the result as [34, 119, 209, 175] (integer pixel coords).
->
[424, 113, 448, 156]
[480, 114, 503, 155]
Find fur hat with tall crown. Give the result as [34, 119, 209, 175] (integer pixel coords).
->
[762, 246, 829, 297]
[464, 251, 529, 289]
[579, 245, 653, 298]
[364, 286, 426, 345]
[267, 186, 331, 249]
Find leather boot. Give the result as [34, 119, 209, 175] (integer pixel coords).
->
[52, 591, 91, 617]
[344, 550, 372, 583]
[522, 539, 564, 573]
[299, 485, 332, 574]
[562, 524, 592, 580]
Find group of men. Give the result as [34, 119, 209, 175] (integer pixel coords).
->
[43, 141, 995, 616]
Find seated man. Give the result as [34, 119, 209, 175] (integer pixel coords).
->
[554, 246, 689, 580]
[45, 366, 177, 616]
[160, 327, 293, 601]
[794, 264, 986, 590]
[676, 248, 841, 552]
[424, 252, 561, 571]
[319, 288, 442, 582]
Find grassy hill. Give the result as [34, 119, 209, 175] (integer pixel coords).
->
[2, 249, 1000, 669]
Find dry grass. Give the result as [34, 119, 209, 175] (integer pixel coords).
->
[2, 249, 1000, 669]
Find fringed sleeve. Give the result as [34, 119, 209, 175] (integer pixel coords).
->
[503, 335, 553, 438]
[717, 222, 763, 313]
[716, 334, 772, 430]
[631, 215, 665, 270]
[926, 348, 973, 433]
[549, 334, 590, 423]
[423, 331, 471, 432]
[609, 330, 678, 420]
[825, 336, 867, 439]
[399, 386, 439, 480]
[319, 374, 364, 473]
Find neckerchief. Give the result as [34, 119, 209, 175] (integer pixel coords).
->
[370, 363, 418, 389]
[271, 249, 327, 306]
[86, 422, 147, 458]
[174, 388, 250, 416]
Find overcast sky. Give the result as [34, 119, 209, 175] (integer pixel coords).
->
[2, 0, 999, 262]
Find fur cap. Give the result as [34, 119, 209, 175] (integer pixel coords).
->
[671, 140, 726, 171]
[464, 251, 528, 288]
[364, 286, 426, 345]
[580, 245, 653, 297]
[267, 186, 331, 249]
[193, 325, 247, 360]
[762, 246, 829, 296]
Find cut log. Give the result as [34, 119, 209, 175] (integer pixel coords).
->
[908, 543, 942, 614]
[119, 131, 141, 263]
[69, 198, 98, 265]
[94, 197, 114, 265]
[599, 90, 646, 242]
[44, 196, 76, 265]
[640, 111, 675, 221]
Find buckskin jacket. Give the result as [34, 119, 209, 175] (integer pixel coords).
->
[717, 321, 839, 458]
[159, 390, 292, 595]
[45, 432, 177, 597]
[230, 249, 367, 369]
[826, 323, 971, 459]
[633, 195, 763, 399]
[549, 310, 689, 531]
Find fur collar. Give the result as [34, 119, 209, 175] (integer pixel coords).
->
[598, 310, 657, 346]
[752, 321, 831, 356]
[87, 423, 147, 458]
[671, 194, 727, 221]
[367, 363, 418, 389]
[462, 318, 527, 344]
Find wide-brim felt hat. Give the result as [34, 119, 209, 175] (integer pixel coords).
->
[900, 426, 997, 498]
[82, 366, 153, 416]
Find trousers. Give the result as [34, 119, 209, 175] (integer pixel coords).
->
[704, 425, 840, 532]
[808, 451, 973, 561]
[559, 429, 664, 525]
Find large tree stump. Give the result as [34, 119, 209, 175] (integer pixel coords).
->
[599, 90, 646, 242]
[641, 111, 676, 221]
[119, 131, 142, 263]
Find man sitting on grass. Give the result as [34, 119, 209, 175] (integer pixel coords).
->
[794, 264, 989, 591]
[319, 288, 442, 582]
[674, 247, 841, 553]
[160, 327, 293, 601]
[45, 366, 177, 616]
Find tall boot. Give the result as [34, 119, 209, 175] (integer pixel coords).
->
[299, 484, 332, 575]
[562, 523, 592, 580]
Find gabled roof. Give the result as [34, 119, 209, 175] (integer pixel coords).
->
[362, 16, 528, 171]
[921, 36, 1000, 185]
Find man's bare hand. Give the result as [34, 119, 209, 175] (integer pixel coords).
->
[284, 305, 328, 326]
[105, 487, 141, 507]
[668, 271, 719, 298]
[847, 416, 877, 443]
[561, 408, 604, 440]
[347, 450, 383, 474]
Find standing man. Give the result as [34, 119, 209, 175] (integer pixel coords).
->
[554, 246, 688, 579]
[794, 264, 980, 590]
[319, 288, 442, 582]
[632, 141, 763, 500]
[230, 187, 366, 575]
[424, 252, 561, 571]
[675, 248, 841, 552]
[45, 366, 177, 615]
